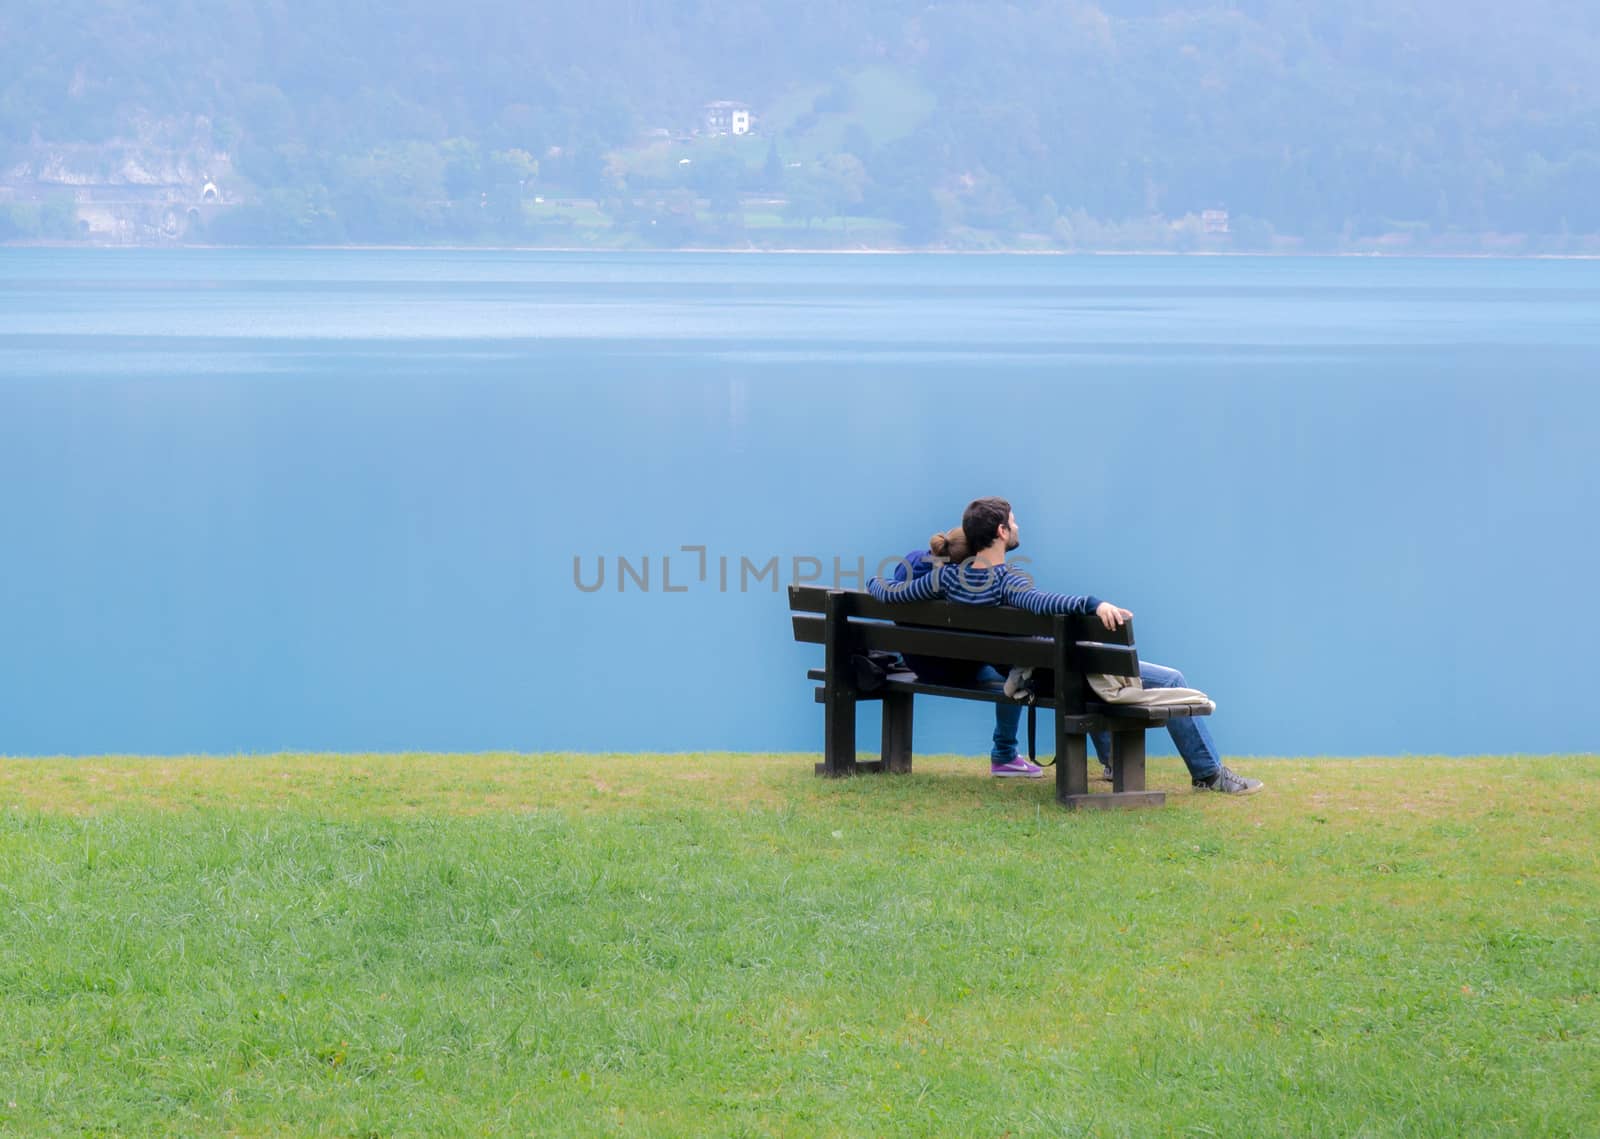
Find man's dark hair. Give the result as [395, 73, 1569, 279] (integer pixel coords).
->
[961, 496, 1012, 554]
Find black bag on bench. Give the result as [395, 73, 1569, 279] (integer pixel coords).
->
[851, 650, 906, 694]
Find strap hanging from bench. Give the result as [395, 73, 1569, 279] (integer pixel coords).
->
[1030, 703, 1056, 764]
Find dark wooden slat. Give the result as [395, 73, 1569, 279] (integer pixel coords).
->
[788, 584, 827, 613]
[1086, 703, 1212, 723]
[1072, 644, 1140, 676]
[808, 661, 1159, 688]
[798, 618, 1132, 673]
[811, 678, 1203, 735]
[856, 599, 1131, 646]
[815, 687, 887, 703]
[854, 596, 1057, 637]
[1056, 712, 1179, 733]
[1085, 702, 1167, 722]
[789, 585, 1131, 645]
[900, 679, 1054, 709]
[1076, 623, 1135, 649]
[877, 677, 1056, 709]
[817, 678, 1053, 709]
[852, 623, 1056, 668]
[800, 620, 1109, 673]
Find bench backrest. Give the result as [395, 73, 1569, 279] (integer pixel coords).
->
[788, 584, 1140, 711]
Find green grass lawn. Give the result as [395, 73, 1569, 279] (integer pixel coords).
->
[2, 753, 1596, 1136]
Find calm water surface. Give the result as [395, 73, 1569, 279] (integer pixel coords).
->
[2, 249, 1596, 757]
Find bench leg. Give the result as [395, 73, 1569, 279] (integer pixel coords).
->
[818, 689, 858, 778]
[1059, 723, 1166, 810]
[1110, 729, 1147, 792]
[881, 691, 913, 774]
[1054, 730, 1090, 802]
[1079, 728, 1164, 808]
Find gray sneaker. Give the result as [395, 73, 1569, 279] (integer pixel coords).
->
[1193, 765, 1263, 795]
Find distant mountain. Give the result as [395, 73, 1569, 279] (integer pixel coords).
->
[5, 1, 1599, 249]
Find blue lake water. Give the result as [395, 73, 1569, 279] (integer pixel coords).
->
[2, 248, 1597, 758]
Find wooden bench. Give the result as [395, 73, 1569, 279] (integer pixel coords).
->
[788, 584, 1213, 809]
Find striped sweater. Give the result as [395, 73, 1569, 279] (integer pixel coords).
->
[867, 561, 1102, 615]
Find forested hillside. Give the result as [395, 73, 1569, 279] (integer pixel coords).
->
[4, 0, 1599, 248]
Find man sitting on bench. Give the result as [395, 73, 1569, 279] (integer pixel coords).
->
[867, 496, 1263, 795]
[882, 522, 1061, 780]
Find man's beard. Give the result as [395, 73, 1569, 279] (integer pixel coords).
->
[1005, 534, 1021, 551]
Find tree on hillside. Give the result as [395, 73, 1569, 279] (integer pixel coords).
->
[762, 140, 784, 191]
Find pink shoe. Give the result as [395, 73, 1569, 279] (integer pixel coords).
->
[991, 757, 1044, 778]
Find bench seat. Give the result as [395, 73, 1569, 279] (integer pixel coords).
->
[802, 667, 1206, 725]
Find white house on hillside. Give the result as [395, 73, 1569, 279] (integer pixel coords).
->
[703, 101, 752, 136]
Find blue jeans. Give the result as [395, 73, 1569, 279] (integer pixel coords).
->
[975, 666, 1023, 765]
[986, 661, 1222, 780]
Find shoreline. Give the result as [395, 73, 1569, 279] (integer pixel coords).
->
[3, 240, 1599, 261]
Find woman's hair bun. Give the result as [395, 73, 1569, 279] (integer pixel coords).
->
[928, 526, 971, 562]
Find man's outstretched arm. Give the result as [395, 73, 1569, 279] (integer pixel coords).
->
[1002, 574, 1133, 630]
[1004, 579, 1132, 630]
[1001, 574, 1100, 615]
